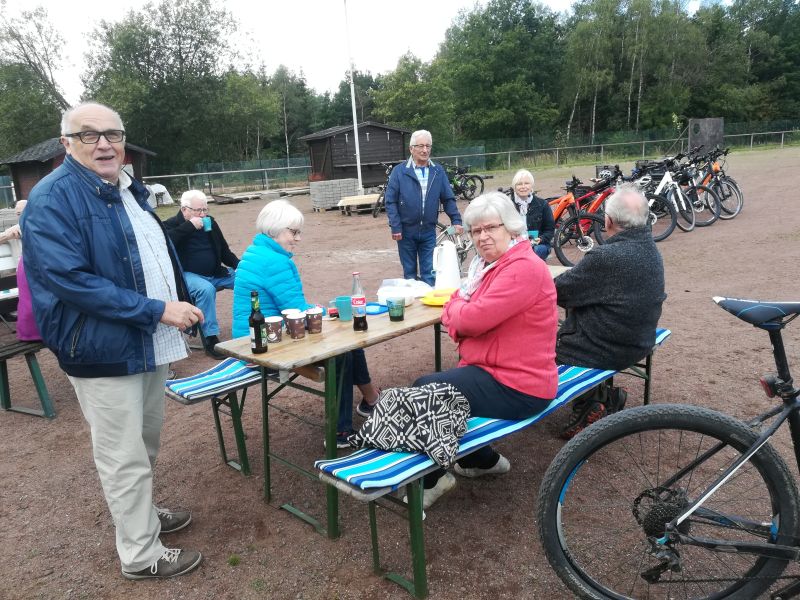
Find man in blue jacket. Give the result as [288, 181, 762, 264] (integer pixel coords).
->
[22, 102, 204, 580]
[384, 130, 463, 286]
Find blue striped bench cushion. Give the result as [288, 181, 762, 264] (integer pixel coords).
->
[316, 328, 671, 492]
[166, 358, 262, 404]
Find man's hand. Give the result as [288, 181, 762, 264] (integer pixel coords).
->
[160, 301, 204, 329]
[189, 217, 204, 229]
[453, 225, 464, 235]
[392, 232, 402, 241]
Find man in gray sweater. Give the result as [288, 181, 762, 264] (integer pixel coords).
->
[555, 184, 666, 436]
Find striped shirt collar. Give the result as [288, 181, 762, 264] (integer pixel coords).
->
[406, 156, 436, 169]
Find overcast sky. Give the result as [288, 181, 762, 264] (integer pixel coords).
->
[5, 0, 579, 104]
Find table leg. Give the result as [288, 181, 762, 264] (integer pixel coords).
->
[324, 356, 340, 538]
[434, 323, 442, 372]
[261, 367, 271, 502]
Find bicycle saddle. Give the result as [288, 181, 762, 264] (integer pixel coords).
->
[714, 296, 800, 330]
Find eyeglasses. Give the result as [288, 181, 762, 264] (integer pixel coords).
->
[411, 144, 432, 150]
[287, 228, 302, 237]
[184, 206, 209, 214]
[469, 223, 505, 238]
[63, 130, 126, 144]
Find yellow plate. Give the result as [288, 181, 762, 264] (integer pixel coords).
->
[420, 288, 457, 306]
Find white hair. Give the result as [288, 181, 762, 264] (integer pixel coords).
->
[409, 130, 432, 147]
[60, 102, 124, 136]
[511, 169, 534, 189]
[463, 191, 526, 236]
[180, 190, 207, 207]
[256, 199, 304, 237]
[605, 184, 649, 229]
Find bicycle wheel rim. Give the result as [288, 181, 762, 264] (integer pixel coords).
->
[647, 193, 677, 242]
[716, 179, 743, 219]
[554, 213, 604, 267]
[672, 189, 696, 232]
[538, 405, 797, 600]
[692, 185, 721, 227]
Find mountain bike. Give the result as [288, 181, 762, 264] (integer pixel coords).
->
[371, 162, 396, 218]
[538, 296, 800, 600]
[445, 164, 484, 201]
[695, 147, 744, 220]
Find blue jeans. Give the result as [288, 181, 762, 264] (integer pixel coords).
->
[397, 227, 436, 286]
[336, 349, 372, 433]
[184, 268, 235, 336]
[533, 244, 551, 260]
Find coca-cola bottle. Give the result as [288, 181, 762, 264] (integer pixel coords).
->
[351, 272, 368, 332]
[249, 291, 268, 354]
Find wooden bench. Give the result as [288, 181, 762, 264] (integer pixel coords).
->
[0, 340, 54, 418]
[315, 328, 671, 598]
[338, 193, 380, 215]
[166, 357, 324, 476]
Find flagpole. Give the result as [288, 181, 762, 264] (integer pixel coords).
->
[343, 0, 364, 193]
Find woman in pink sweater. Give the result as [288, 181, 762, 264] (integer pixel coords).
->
[412, 191, 558, 510]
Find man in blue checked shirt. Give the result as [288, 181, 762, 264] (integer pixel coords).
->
[384, 130, 463, 286]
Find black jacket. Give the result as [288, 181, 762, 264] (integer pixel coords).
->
[164, 210, 239, 278]
[554, 226, 666, 370]
[522, 194, 556, 246]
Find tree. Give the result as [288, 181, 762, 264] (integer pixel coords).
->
[0, 6, 69, 110]
[266, 66, 318, 165]
[0, 63, 61, 158]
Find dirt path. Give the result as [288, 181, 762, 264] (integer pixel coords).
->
[1, 147, 799, 599]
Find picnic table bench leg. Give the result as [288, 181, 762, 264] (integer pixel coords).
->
[384, 480, 428, 598]
[434, 323, 442, 373]
[262, 367, 271, 502]
[25, 353, 54, 418]
[643, 352, 653, 405]
[225, 390, 251, 476]
[0, 359, 10, 412]
[324, 356, 340, 539]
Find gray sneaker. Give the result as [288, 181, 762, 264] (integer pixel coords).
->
[156, 507, 192, 534]
[453, 454, 511, 478]
[122, 548, 202, 580]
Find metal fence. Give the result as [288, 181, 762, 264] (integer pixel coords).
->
[0, 176, 15, 209]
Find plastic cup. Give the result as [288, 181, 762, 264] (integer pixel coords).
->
[265, 316, 283, 343]
[335, 296, 353, 321]
[528, 229, 539, 240]
[286, 312, 306, 339]
[202, 216, 213, 231]
[387, 298, 405, 322]
[306, 307, 323, 334]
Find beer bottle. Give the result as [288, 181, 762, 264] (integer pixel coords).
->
[351, 272, 368, 332]
[249, 291, 268, 353]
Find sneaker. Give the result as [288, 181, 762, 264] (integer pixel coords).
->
[453, 454, 511, 478]
[323, 430, 355, 450]
[156, 507, 192, 534]
[403, 472, 457, 510]
[203, 335, 225, 360]
[605, 387, 628, 414]
[356, 399, 375, 418]
[560, 400, 607, 440]
[121, 548, 202, 580]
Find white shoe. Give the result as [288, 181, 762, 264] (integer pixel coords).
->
[404, 472, 457, 510]
[453, 454, 511, 478]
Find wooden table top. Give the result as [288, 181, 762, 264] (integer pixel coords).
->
[215, 301, 444, 371]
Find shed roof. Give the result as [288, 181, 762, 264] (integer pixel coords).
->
[0, 137, 156, 165]
[299, 121, 411, 142]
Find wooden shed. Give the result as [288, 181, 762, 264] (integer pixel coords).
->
[0, 137, 156, 200]
[300, 121, 410, 187]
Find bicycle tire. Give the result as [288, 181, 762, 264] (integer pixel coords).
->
[465, 175, 484, 200]
[372, 190, 385, 218]
[715, 177, 744, 219]
[671, 188, 696, 232]
[537, 404, 800, 600]
[554, 212, 606, 267]
[690, 184, 721, 227]
[646, 192, 677, 242]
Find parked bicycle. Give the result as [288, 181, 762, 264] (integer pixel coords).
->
[371, 162, 397, 218]
[444, 164, 484, 201]
[694, 147, 744, 220]
[538, 296, 800, 599]
[435, 221, 475, 276]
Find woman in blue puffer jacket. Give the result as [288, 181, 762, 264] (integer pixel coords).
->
[232, 200, 380, 447]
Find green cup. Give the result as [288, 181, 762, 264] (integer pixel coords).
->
[387, 298, 405, 322]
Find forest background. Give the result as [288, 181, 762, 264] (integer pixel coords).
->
[0, 0, 798, 175]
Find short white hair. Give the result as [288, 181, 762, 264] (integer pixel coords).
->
[180, 190, 207, 207]
[256, 199, 304, 237]
[511, 169, 534, 189]
[463, 192, 526, 237]
[409, 130, 432, 147]
[605, 184, 649, 229]
[60, 102, 124, 136]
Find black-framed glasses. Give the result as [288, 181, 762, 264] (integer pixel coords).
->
[63, 129, 126, 144]
[411, 144, 432, 150]
[287, 228, 302, 237]
[469, 223, 505, 238]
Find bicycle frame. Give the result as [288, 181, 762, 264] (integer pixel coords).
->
[653, 169, 692, 214]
